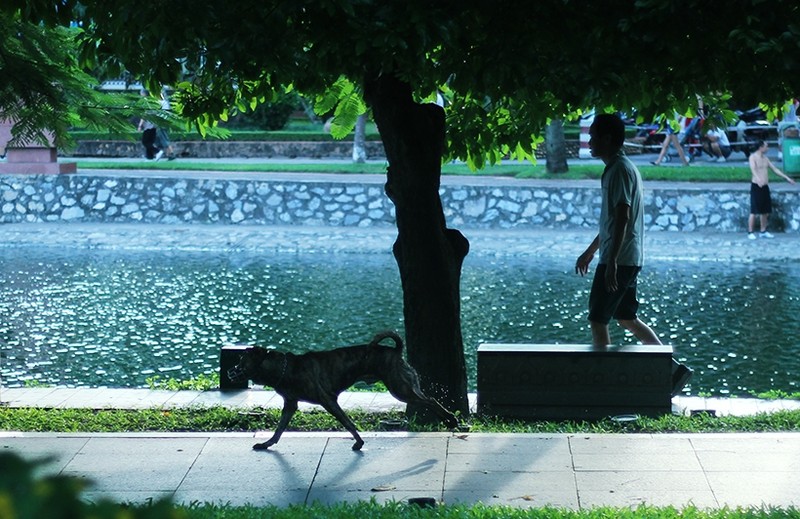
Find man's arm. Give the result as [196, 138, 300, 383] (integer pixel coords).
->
[605, 203, 631, 292]
[768, 159, 797, 184]
[575, 234, 599, 276]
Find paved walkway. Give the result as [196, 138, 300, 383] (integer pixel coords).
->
[3, 387, 800, 509]
[4, 430, 800, 509]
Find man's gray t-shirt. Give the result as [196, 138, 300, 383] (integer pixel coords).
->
[598, 151, 644, 267]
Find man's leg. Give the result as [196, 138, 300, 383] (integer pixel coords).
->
[617, 318, 661, 344]
[590, 321, 611, 347]
[760, 214, 768, 232]
[748, 214, 756, 233]
[588, 265, 614, 347]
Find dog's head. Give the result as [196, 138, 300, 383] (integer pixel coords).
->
[227, 347, 279, 384]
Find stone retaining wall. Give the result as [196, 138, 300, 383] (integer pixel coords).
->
[1, 174, 798, 233]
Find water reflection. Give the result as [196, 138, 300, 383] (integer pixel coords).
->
[1, 247, 798, 396]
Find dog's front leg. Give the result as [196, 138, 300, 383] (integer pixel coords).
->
[253, 399, 298, 450]
[320, 398, 364, 451]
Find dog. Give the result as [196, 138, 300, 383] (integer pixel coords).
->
[227, 330, 459, 450]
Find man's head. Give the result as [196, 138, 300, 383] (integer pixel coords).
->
[589, 114, 625, 159]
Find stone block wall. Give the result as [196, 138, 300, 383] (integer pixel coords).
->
[1, 174, 798, 233]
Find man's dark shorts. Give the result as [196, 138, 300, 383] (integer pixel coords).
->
[750, 183, 772, 214]
[588, 264, 641, 325]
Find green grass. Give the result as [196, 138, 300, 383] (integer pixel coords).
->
[3, 406, 800, 434]
[76, 159, 758, 183]
[170, 502, 800, 518]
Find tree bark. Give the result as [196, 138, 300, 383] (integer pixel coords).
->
[365, 74, 470, 420]
[545, 119, 569, 173]
[352, 113, 367, 163]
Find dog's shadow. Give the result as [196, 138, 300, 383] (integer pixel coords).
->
[256, 448, 317, 490]
[312, 439, 440, 490]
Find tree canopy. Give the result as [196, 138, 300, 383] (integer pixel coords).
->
[0, 11, 149, 149]
[5, 1, 800, 163]
[4, 0, 800, 417]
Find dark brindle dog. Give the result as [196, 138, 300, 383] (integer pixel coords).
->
[228, 330, 459, 451]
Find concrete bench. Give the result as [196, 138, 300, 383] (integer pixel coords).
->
[219, 344, 249, 390]
[477, 343, 677, 420]
[0, 121, 76, 175]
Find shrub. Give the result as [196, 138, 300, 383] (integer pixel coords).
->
[222, 92, 299, 131]
[0, 452, 183, 519]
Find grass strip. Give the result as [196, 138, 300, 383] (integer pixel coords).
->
[3, 406, 800, 434]
[171, 501, 799, 518]
[76, 160, 756, 182]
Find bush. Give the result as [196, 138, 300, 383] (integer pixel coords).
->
[222, 92, 299, 131]
[0, 452, 183, 519]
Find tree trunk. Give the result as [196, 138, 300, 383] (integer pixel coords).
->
[365, 74, 470, 421]
[352, 113, 367, 163]
[545, 119, 569, 173]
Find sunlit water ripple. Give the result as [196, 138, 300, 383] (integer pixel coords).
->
[1, 247, 798, 396]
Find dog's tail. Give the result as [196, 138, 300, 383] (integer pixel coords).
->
[369, 330, 404, 351]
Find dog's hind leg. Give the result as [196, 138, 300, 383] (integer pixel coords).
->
[384, 369, 459, 429]
[319, 397, 365, 451]
[414, 396, 460, 429]
[254, 399, 298, 450]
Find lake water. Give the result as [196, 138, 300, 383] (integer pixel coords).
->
[1, 246, 798, 397]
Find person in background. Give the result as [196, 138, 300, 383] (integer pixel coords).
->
[704, 126, 732, 162]
[137, 90, 160, 160]
[651, 116, 690, 166]
[778, 98, 800, 161]
[154, 88, 175, 161]
[747, 139, 796, 239]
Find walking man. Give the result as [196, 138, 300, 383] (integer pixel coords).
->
[575, 113, 659, 346]
[575, 113, 692, 394]
[748, 139, 796, 239]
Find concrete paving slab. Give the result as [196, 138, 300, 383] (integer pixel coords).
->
[56, 388, 149, 408]
[162, 390, 207, 408]
[575, 470, 711, 492]
[444, 469, 578, 509]
[572, 452, 703, 472]
[689, 433, 800, 452]
[7, 387, 79, 407]
[578, 490, 718, 509]
[311, 436, 448, 494]
[709, 472, 800, 508]
[179, 437, 326, 492]
[570, 435, 702, 472]
[447, 433, 568, 454]
[338, 391, 378, 409]
[61, 437, 207, 491]
[690, 433, 800, 473]
[0, 436, 89, 476]
[1, 387, 50, 406]
[569, 434, 695, 454]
